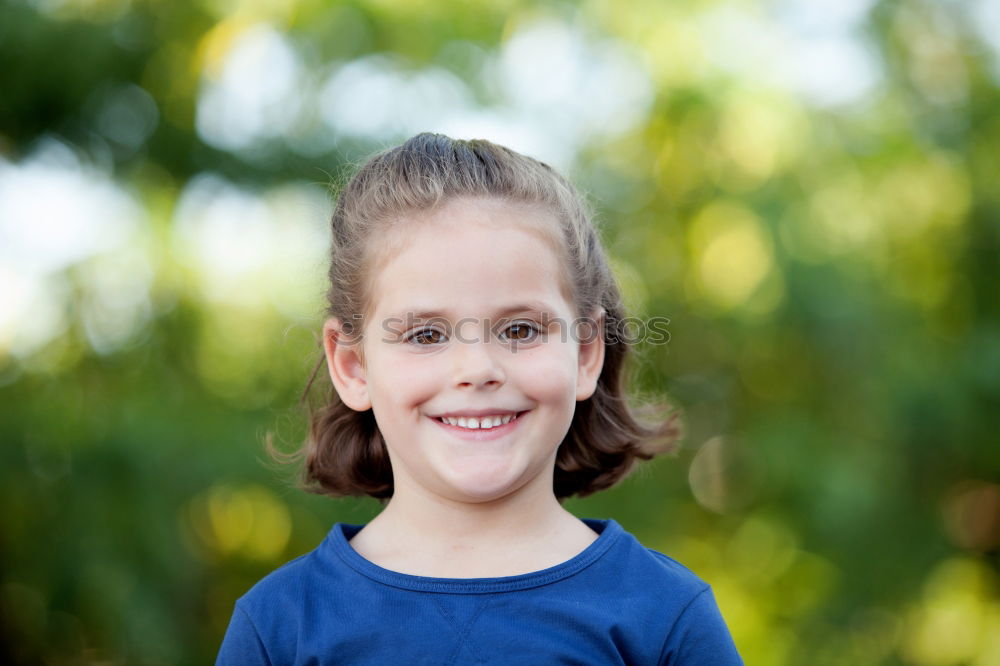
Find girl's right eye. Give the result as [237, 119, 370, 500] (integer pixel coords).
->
[406, 328, 445, 345]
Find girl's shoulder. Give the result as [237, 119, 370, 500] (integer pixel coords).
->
[234, 524, 353, 614]
[593, 520, 711, 600]
[641, 545, 709, 586]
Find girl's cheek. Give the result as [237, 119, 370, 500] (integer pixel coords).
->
[517, 356, 576, 394]
[372, 355, 438, 401]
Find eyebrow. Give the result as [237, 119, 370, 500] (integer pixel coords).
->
[386, 301, 559, 321]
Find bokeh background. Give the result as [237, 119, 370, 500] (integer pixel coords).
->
[3, 0, 1000, 663]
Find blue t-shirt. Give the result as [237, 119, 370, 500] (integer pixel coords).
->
[216, 518, 743, 665]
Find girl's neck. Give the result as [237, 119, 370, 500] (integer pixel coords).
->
[383, 487, 567, 542]
[347, 483, 598, 578]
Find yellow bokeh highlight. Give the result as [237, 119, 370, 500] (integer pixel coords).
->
[589, 0, 706, 89]
[364, 0, 446, 17]
[716, 91, 808, 188]
[806, 169, 881, 256]
[193, 305, 286, 408]
[687, 201, 779, 312]
[641, 19, 707, 89]
[902, 557, 1000, 666]
[194, 18, 257, 82]
[660, 519, 841, 666]
[801, 153, 969, 269]
[186, 483, 292, 562]
[875, 152, 970, 236]
[976, 604, 1000, 666]
[710, 573, 794, 665]
[725, 515, 799, 586]
[197, 0, 298, 24]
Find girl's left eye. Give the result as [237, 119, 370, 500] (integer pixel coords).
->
[406, 328, 445, 345]
[502, 321, 540, 342]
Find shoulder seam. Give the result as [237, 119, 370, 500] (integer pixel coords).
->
[238, 550, 318, 601]
[656, 585, 711, 666]
[645, 549, 702, 577]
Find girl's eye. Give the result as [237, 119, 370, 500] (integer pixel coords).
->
[502, 321, 540, 343]
[406, 328, 445, 345]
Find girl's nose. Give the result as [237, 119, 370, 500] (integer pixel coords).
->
[451, 329, 506, 390]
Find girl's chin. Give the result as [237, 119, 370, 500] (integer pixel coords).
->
[437, 471, 534, 504]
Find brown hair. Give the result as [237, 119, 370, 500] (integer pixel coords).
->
[297, 133, 680, 500]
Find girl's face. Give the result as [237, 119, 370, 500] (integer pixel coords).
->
[335, 197, 604, 507]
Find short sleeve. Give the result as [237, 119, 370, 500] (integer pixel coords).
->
[216, 604, 272, 666]
[658, 586, 743, 665]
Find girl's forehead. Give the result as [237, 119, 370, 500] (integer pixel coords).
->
[371, 196, 570, 263]
[363, 198, 576, 315]
[395, 196, 559, 240]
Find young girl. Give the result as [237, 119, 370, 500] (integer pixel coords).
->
[216, 133, 743, 665]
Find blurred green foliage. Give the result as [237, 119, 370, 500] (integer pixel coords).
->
[2, 0, 1000, 664]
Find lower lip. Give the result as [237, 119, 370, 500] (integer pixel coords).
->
[431, 411, 528, 441]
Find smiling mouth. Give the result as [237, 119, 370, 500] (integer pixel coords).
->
[434, 411, 528, 431]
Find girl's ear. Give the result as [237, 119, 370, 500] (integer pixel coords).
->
[323, 317, 372, 412]
[575, 308, 606, 401]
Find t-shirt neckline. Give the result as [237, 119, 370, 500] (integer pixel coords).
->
[327, 518, 623, 594]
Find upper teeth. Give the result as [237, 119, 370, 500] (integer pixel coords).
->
[440, 414, 517, 429]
